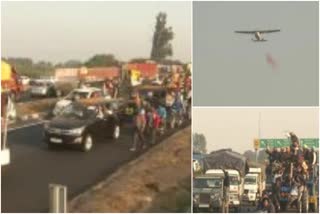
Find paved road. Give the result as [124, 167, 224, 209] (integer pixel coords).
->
[1, 121, 185, 212]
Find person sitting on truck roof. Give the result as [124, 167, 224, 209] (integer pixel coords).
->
[266, 147, 280, 164]
[281, 147, 292, 163]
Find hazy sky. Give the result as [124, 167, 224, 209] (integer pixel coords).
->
[193, 108, 319, 153]
[1, 1, 191, 63]
[193, 1, 319, 106]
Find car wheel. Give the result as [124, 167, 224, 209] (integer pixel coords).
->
[81, 134, 93, 152]
[112, 125, 120, 139]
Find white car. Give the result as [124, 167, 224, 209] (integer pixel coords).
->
[30, 80, 57, 97]
[20, 76, 30, 85]
[52, 87, 111, 116]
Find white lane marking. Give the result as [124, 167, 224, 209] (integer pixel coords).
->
[8, 121, 45, 132]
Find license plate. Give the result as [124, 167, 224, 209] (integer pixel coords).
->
[50, 138, 62, 143]
[199, 204, 209, 208]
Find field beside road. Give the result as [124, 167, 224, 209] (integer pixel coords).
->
[68, 126, 191, 212]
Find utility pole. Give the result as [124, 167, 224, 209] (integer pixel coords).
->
[256, 112, 262, 164]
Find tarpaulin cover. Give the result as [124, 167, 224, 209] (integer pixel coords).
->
[202, 149, 249, 177]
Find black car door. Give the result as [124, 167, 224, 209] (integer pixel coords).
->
[89, 115, 105, 140]
[102, 114, 117, 137]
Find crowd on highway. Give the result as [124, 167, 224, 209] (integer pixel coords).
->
[257, 132, 318, 213]
[128, 70, 192, 151]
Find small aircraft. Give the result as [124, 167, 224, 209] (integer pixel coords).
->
[235, 29, 280, 42]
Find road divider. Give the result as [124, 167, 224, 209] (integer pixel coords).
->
[16, 98, 58, 117]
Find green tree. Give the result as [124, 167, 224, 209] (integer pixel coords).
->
[193, 133, 207, 154]
[4, 57, 54, 78]
[129, 58, 149, 63]
[61, 60, 83, 68]
[84, 54, 119, 67]
[150, 12, 174, 61]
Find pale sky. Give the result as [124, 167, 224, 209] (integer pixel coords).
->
[1, 1, 191, 63]
[193, 1, 319, 106]
[192, 108, 319, 153]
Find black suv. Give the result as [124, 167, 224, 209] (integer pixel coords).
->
[44, 101, 120, 152]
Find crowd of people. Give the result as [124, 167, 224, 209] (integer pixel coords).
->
[78, 66, 192, 152]
[257, 132, 318, 213]
[129, 69, 191, 152]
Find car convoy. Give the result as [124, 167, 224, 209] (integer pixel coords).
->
[1, 60, 192, 157]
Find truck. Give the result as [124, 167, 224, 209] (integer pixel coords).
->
[200, 149, 249, 212]
[193, 169, 229, 213]
[242, 167, 264, 206]
[226, 169, 242, 211]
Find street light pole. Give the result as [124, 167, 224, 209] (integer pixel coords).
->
[256, 112, 261, 164]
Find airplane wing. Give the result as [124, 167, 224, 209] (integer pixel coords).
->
[259, 29, 281, 33]
[234, 31, 256, 34]
[235, 29, 281, 34]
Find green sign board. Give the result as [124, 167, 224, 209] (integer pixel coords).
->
[259, 138, 319, 149]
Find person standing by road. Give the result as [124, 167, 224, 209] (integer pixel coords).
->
[150, 106, 161, 144]
[130, 108, 146, 152]
[157, 103, 167, 133]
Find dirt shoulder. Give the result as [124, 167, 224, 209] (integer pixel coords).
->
[16, 98, 58, 116]
[68, 126, 191, 213]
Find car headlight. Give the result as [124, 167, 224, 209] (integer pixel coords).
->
[67, 127, 84, 135]
[210, 193, 221, 200]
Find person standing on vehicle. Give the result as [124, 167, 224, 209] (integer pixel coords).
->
[292, 166, 307, 212]
[272, 177, 281, 212]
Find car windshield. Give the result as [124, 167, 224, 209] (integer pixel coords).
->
[67, 91, 90, 100]
[244, 176, 256, 185]
[60, 104, 93, 119]
[229, 175, 239, 186]
[194, 178, 222, 188]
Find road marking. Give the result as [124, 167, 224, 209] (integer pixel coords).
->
[8, 121, 45, 132]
